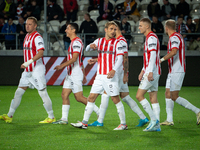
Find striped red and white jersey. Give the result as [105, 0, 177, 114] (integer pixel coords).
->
[67, 37, 83, 76]
[143, 31, 161, 75]
[23, 31, 44, 72]
[167, 32, 186, 73]
[116, 35, 128, 73]
[93, 37, 124, 75]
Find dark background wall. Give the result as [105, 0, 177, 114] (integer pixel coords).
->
[0, 56, 200, 86]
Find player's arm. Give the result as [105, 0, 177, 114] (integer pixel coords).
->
[85, 39, 98, 51]
[146, 50, 157, 81]
[160, 48, 178, 63]
[54, 53, 79, 70]
[138, 68, 144, 81]
[123, 52, 129, 84]
[21, 49, 44, 69]
[82, 65, 87, 84]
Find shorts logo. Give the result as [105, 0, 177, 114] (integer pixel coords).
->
[71, 82, 73, 85]
[109, 84, 113, 88]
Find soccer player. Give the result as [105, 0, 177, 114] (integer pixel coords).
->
[160, 19, 200, 126]
[0, 17, 55, 123]
[136, 18, 161, 131]
[71, 21, 128, 130]
[52, 23, 99, 124]
[87, 21, 149, 127]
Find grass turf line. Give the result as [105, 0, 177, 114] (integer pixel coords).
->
[0, 86, 200, 150]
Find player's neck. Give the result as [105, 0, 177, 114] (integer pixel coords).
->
[144, 29, 151, 37]
[168, 30, 176, 37]
[70, 34, 77, 40]
[105, 35, 112, 40]
[28, 30, 36, 35]
[116, 33, 122, 39]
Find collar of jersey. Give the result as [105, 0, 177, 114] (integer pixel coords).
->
[169, 32, 176, 38]
[28, 31, 37, 37]
[116, 35, 123, 39]
[104, 37, 115, 41]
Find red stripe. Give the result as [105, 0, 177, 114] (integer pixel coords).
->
[47, 57, 68, 85]
[87, 73, 97, 85]
[99, 38, 104, 74]
[84, 57, 97, 76]
[103, 40, 108, 74]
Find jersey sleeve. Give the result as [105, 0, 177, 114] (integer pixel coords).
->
[147, 36, 157, 52]
[116, 41, 124, 56]
[35, 36, 45, 51]
[72, 40, 83, 53]
[93, 39, 99, 47]
[170, 36, 180, 50]
[121, 40, 128, 54]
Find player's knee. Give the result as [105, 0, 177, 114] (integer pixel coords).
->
[87, 95, 95, 103]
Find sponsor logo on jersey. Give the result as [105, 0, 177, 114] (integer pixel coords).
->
[148, 43, 156, 48]
[73, 46, 80, 49]
[172, 41, 178, 45]
[38, 42, 44, 46]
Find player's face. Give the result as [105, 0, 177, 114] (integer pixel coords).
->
[26, 19, 37, 34]
[105, 25, 116, 39]
[138, 21, 146, 34]
[65, 25, 74, 37]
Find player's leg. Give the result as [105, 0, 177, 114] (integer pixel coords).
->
[120, 92, 148, 127]
[111, 95, 128, 130]
[0, 86, 28, 123]
[171, 91, 200, 125]
[149, 91, 160, 121]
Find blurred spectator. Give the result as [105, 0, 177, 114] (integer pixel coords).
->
[151, 15, 164, 47]
[175, 0, 190, 21]
[186, 16, 196, 42]
[121, 0, 140, 23]
[97, 0, 113, 23]
[59, 20, 71, 50]
[88, 0, 100, 12]
[1, 18, 16, 50]
[63, 0, 78, 22]
[0, 0, 16, 19]
[47, 0, 64, 22]
[189, 16, 200, 50]
[16, 1, 24, 19]
[161, 0, 176, 21]
[120, 15, 132, 48]
[147, 0, 161, 21]
[22, 0, 41, 20]
[79, 13, 98, 46]
[113, 4, 123, 21]
[176, 16, 191, 50]
[0, 17, 5, 45]
[16, 17, 26, 50]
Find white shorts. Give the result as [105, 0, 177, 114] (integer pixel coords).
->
[118, 73, 129, 93]
[90, 74, 120, 96]
[165, 73, 185, 91]
[139, 73, 160, 92]
[63, 75, 83, 93]
[18, 65, 46, 90]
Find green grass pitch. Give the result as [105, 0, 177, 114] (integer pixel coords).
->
[0, 86, 200, 150]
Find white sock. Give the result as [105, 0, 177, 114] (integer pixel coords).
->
[97, 93, 109, 123]
[93, 104, 99, 116]
[122, 95, 146, 120]
[7, 88, 25, 117]
[115, 101, 126, 125]
[166, 98, 174, 122]
[175, 97, 200, 114]
[152, 103, 160, 121]
[38, 89, 54, 119]
[83, 102, 94, 124]
[140, 99, 157, 121]
[61, 105, 70, 121]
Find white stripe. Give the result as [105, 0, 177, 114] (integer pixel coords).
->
[53, 68, 68, 85]
[43, 57, 51, 65]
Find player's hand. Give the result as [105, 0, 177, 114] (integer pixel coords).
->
[88, 59, 96, 65]
[82, 76, 87, 84]
[107, 70, 115, 79]
[138, 71, 144, 81]
[123, 73, 128, 84]
[90, 44, 97, 50]
[20, 64, 26, 69]
[148, 72, 154, 81]
[54, 65, 63, 71]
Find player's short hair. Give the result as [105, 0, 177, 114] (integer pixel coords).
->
[140, 18, 151, 28]
[113, 20, 121, 29]
[69, 23, 79, 34]
[165, 19, 176, 30]
[27, 16, 37, 25]
[105, 21, 117, 29]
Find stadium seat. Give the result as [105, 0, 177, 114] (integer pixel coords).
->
[89, 10, 99, 16]
[13, 20, 19, 25]
[79, 4, 89, 11]
[97, 20, 109, 27]
[127, 20, 135, 32]
[185, 0, 192, 4]
[78, 15, 84, 21]
[49, 20, 60, 26]
[190, 9, 199, 17]
[77, 0, 89, 5]
[162, 20, 166, 27]
[90, 16, 98, 23]
[98, 26, 105, 33]
[77, 10, 87, 16]
[60, 20, 66, 28]
[115, 0, 124, 6]
[48, 25, 59, 33]
[74, 20, 83, 28]
[109, 0, 116, 7]
[140, 0, 151, 5]
[129, 42, 143, 51]
[133, 35, 145, 44]
[169, 0, 179, 5]
[163, 35, 169, 45]
[52, 41, 64, 51]
[139, 10, 148, 16]
[158, 0, 164, 6]
[192, 0, 200, 4]
[192, 3, 200, 9]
